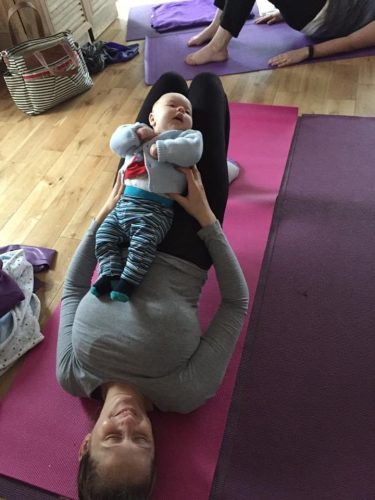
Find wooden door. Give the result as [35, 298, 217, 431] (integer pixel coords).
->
[81, 0, 118, 39]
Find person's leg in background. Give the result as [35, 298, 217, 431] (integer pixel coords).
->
[186, 0, 255, 65]
[158, 72, 230, 269]
[187, 0, 225, 47]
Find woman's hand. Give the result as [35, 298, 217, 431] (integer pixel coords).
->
[268, 46, 310, 67]
[255, 10, 283, 25]
[95, 171, 124, 224]
[169, 166, 216, 227]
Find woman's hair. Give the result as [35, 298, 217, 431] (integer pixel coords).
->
[78, 451, 156, 500]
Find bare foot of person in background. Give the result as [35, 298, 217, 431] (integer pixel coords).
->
[185, 26, 231, 65]
[187, 8, 222, 46]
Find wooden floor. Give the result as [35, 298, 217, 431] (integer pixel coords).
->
[1, 16, 375, 398]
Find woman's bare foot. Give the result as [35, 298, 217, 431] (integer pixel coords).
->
[187, 25, 218, 47]
[187, 8, 222, 47]
[185, 42, 228, 65]
[185, 26, 231, 65]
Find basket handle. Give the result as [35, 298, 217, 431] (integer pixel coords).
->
[8, 1, 47, 45]
[32, 42, 79, 77]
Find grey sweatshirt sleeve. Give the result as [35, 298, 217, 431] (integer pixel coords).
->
[156, 129, 203, 167]
[176, 221, 249, 413]
[56, 221, 99, 394]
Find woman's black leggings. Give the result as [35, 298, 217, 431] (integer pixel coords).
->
[131, 72, 230, 270]
[214, 0, 255, 37]
[214, 0, 328, 35]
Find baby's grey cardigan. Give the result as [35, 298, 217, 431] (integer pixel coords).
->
[110, 122, 203, 194]
[57, 220, 249, 413]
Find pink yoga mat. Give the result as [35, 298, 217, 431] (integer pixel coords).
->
[0, 103, 298, 500]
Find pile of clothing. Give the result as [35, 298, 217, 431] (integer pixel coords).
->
[0, 245, 56, 376]
[80, 41, 139, 75]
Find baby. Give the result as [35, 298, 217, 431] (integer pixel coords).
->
[91, 92, 203, 302]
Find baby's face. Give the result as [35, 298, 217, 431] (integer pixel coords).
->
[149, 93, 193, 133]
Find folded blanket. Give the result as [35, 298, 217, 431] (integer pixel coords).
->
[0, 258, 24, 318]
[0, 244, 56, 272]
[0, 250, 43, 376]
[151, 0, 217, 33]
[151, 0, 255, 33]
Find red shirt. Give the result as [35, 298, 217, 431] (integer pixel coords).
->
[125, 151, 147, 179]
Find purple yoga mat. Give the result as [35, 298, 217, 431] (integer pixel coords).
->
[127, 3, 163, 41]
[144, 21, 375, 84]
[210, 114, 375, 500]
[0, 475, 59, 499]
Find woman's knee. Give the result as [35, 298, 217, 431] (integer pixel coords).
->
[214, 0, 226, 10]
[190, 72, 223, 93]
[154, 71, 188, 91]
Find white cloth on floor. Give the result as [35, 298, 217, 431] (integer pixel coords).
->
[227, 160, 240, 184]
[0, 250, 44, 376]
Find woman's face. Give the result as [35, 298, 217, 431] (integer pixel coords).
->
[81, 394, 155, 483]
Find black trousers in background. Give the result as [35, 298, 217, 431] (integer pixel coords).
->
[118, 72, 230, 270]
[214, 0, 255, 37]
[214, 0, 328, 35]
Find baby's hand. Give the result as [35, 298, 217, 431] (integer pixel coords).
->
[137, 126, 156, 142]
[150, 143, 158, 158]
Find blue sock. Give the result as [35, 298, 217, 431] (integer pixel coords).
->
[110, 290, 130, 302]
[91, 276, 111, 297]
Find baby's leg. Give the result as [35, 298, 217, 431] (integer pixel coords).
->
[111, 204, 173, 301]
[91, 211, 125, 297]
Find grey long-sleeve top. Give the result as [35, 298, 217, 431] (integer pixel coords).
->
[56, 220, 249, 413]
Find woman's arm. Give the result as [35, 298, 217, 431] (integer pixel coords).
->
[170, 167, 249, 413]
[177, 221, 248, 413]
[56, 175, 124, 390]
[269, 20, 375, 67]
